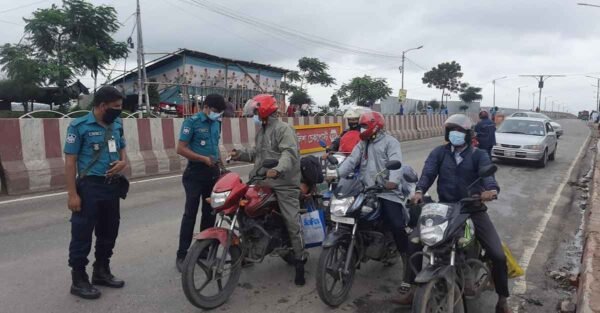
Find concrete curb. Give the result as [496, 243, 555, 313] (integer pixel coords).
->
[578, 140, 600, 313]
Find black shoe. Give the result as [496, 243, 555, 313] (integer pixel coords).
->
[391, 282, 415, 306]
[176, 257, 185, 273]
[294, 259, 306, 286]
[92, 265, 125, 288]
[71, 270, 101, 300]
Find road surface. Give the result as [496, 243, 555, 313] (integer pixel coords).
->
[0, 119, 589, 313]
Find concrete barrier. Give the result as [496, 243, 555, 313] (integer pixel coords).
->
[0, 114, 454, 195]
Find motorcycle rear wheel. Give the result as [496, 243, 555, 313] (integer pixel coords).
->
[181, 239, 242, 310]
[316, 243, 357, 307]
[412, 278, 465, 313]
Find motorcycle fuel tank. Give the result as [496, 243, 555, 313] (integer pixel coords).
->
[244, 185, 277, 218]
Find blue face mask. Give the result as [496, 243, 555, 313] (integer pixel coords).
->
[253, 115, 262, 126]
[208, 111, 222, 121]
[449, 130, 466, 146]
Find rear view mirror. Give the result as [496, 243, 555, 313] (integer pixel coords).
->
[319, 139, 328, 148]
[385, 160, 402, 171]
[478, 164, 497, 178]
[262, 159, 279, 169]
[327, 155, 339, 165]
[401, 166, 419, 183]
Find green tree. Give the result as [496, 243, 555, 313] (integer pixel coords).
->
[422, 61, 464, 107]
[0, 79, 44, 112]
[23, 0, 128, 99]
[337, 75, 392, 107]
[148, 78, 160, 107]
[328, 94, 340, 109]
[282, 57, 335, 106]
[459, 83, 483, 105]
[0, 44, 46, 112]
[417, 101, 424, 112]
[460, 104, 469, 112]
[428, 99, 440, 112]
[289, 89, 311, 106]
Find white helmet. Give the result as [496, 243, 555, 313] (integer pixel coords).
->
[344, 106, 370, 119]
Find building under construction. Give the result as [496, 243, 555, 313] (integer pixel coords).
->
[110, 48, 290, 116]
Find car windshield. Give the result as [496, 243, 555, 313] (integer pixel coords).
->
[497, 120, 545, 136]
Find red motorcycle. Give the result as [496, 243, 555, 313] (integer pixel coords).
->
[181, 159, 302, 309]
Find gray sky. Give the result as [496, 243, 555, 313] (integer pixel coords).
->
[1, 0, 600, 113]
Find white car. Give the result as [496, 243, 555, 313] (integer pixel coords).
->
[510, 112, 563, 138]
[493, 117, 558, 168]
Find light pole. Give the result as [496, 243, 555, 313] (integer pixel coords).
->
[400, 45, 424, 92]
[578, 3, 600, 8]
[532, 91, 537, 111]
[544, 96, 552, 112]
[492, 76, 508, 109]
[517, 85, 527, 110]
[586, 76, 600, 112]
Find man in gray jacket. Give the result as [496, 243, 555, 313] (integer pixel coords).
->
[334, 111, 409, 254]
[230, 94, 306, 286]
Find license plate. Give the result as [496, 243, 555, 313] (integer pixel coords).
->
[331, 215, 355, 225]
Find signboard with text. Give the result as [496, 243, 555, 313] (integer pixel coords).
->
[398, 89, 407, 102]
[294, 123, 343, 154]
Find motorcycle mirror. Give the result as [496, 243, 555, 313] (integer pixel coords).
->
[327, 155, 339, 165]
[402, 166, 419, 183]
[319, 139, 328, 148]
[385, 160, 402, 171]
[478, 164, 497, 178]
[262, 159, 279, 169]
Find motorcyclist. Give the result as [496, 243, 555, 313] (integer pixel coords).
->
[397, 114, 511, 313]
[331, 111, 410, 258]
[475, 110, 497, 157]
[331, 106, 370, 153]
[229, 94, 306, 286]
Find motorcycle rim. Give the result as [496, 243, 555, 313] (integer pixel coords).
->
[316, 243, 357, 307]
[412, 278, 465, 313]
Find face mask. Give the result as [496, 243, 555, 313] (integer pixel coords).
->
[253, 115, 262, 126]
[208, 111, 222, 121]
[448, 130, 466, 146]
[349, 123, 359, 130]
[103, 108, 122, 124]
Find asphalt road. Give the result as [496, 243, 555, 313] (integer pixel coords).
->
[0, 119, 590, 313]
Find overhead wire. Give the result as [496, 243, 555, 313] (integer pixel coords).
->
[0, 0, 51, 15]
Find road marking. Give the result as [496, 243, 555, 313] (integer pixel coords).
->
[0, 163, 253, 206]
[511, 131, 591, 311]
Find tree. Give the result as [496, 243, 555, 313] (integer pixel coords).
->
[0, 44, 46, 112]
[328, 94, 339, 109]
[23, 0, 128, 100]
[417, 101, 424, 112]
[460, 105, 469, 112]
[337, 75, 392, 107]
[459, 83, 483, 104]
[148, 79, 160, 108]
[0, 79, 44, 112]
[428, 99, 440, 112]
[282, 57, 335, 106]
[422, 61, 464, 107]
[289, 89, 311, 106]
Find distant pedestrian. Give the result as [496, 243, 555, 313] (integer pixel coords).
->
[399, 104, 404, 116]
[287, 104, 296, 117]
[427, 106, 433, 115]
[300, 103, 309, 116]
[64, 86, 128, 300]
[475, 111, 496, 157]
[223, 97, 235, 118]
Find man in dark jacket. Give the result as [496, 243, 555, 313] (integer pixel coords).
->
[395, 114, 511, 313]
[475, 110, 497, 157]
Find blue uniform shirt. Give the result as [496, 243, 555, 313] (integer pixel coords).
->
[179, 112, 221, 161]
[63, 111, 126, 177]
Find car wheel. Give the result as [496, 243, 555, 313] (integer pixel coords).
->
[549, 145, 557, 161]
[537, 149, 548, 168]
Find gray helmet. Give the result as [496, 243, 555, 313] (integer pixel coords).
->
[444, 114, 474, 143]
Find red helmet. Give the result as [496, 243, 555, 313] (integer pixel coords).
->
[358, 111, 385, 140]
[253, 94, 278, 119]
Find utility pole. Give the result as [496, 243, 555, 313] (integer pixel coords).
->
[136, 0, 150, 117]
[520, 74, 565, 113]
[551, 100, 555, 112]
[532, 92, 537, 111]
[544, 96, 552, 112]
[517, 85, 527, 110]
[399, 45, 423, 102]
[587, 76, 600, 112]
[492, 76, 507, 109]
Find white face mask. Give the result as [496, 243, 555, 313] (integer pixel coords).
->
[253, 115, 262, 126]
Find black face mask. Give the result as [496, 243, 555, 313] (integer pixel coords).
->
[349, 123, 360, 130]
[103, 108, 122, 124]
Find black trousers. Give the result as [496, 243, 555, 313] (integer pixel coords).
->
[407, 211, 509, 297]
[379, 199, 409, 257]
[69, 177, 121, 270]
[177, 163, 220, 259]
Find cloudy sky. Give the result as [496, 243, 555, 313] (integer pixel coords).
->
[2, 0, 600, 113]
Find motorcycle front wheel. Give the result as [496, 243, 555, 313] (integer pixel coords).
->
[316, 243, 357, 308]
[412, 278, 465, 313]
[181, 239, 242, 310]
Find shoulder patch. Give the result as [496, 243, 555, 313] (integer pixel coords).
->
[66, 133, 77, 144]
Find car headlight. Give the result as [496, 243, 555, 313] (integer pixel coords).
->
[420, 221, 449, 246]
[211, 191, 231, 208]
[523, 145, 543, 150]
[330, 196, 354, 217]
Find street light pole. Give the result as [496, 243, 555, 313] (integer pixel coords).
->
[520, 74, 565, 112]
[532, 92, 537, 111]
[400, 45, 424, 95]
[586, 76, 600, 112]
[517, 85, 527, 110]
[492, 76, 508, 109]
[544, 96, 552, 112]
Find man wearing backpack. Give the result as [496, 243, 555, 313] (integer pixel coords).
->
[230, 94, 306, 286]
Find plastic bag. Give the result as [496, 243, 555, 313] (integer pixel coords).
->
[301, 206, 326, 248]
[502, 242, 524, 278]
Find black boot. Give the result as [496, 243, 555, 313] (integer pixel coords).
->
[294, 259, 306, 286]
[71, 270, 101, 299]
[92, 264, 125, 288]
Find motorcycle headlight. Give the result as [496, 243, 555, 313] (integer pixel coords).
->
[331, 196, 354, 217]
[420, 221, 449, 246]
[211, 191, 231, 208]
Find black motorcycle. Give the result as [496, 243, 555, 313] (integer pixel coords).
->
[316, 159, 418, 307]
[410, 164, 498, 313]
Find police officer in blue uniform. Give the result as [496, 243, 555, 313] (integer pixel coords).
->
[176, 94, 226, 271]
[64, 86, 128, 300]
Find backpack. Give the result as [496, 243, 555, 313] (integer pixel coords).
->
[300, 155, 324, 185]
